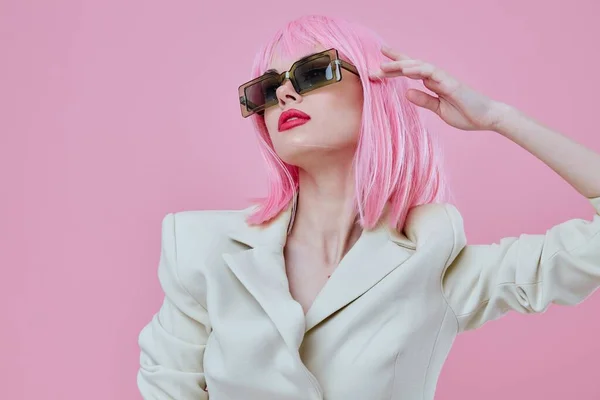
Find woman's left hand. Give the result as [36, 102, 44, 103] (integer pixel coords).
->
[369, 46, 509, 131]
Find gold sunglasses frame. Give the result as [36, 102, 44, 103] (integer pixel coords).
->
[238, 48, 360, 118]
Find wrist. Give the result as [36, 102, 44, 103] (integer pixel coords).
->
[488, 101, 520, 136]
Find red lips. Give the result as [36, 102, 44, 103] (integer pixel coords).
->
[278, 108, 311, 132]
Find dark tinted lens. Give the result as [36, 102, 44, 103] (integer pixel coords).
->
[245, 75, 280, 110]
[294, 56, 333, 91]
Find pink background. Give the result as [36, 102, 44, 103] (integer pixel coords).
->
[2, 0, 600, 399]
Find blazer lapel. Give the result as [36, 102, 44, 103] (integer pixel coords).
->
[222, 193, 419, 341]
[223, 248, 305, 351]
[222, 196, 306, 352]
[304, 219, 417, 332]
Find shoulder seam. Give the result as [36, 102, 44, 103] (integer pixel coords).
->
[439, 204, 460, 331]
[171, 212, 208, 311]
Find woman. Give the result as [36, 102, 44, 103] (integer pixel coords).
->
[137, 15, 600, 400]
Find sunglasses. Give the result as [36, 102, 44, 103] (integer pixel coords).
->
[238, 48, 360, 118]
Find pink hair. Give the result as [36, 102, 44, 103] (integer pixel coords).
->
[245, 14, 448, 231]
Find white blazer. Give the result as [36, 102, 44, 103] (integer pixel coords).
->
[137, 195, 600, 400]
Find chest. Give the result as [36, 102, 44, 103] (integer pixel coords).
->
[283, 246, 338, 314]
[203, 249, 456, 400]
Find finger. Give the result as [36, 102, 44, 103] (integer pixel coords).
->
[397, 64, 445, 83]
[369, 70, 425, 80]
[369, 70, 408, 79]
[370, 66, 427, 80]
[406, 89, 440, 112]
[369, 62, 446, 83]
[402, 64, 435, 77]
[379, 59, 422, 72]
[369, 60, 423, 80]
[381, 45, 412, 61]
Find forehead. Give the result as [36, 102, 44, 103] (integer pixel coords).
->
[266, 44, 327, 73]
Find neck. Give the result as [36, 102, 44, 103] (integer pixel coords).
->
[287, 160, 363, 266]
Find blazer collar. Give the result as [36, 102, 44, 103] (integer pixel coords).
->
[223, 193, 417, 351]
[227, 192, 416, 250]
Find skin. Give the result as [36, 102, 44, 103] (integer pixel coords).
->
[263, 44, 600, 313]
[263, 46, 366, 313]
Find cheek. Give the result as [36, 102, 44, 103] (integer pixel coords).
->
[332, 87, 363, 131]
[263, 112, 279, 138]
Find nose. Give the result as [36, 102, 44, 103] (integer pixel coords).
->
[276, 79, 302, 108]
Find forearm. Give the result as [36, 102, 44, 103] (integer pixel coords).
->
[491, 103, 600, 199]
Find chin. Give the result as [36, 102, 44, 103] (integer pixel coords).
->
[274, 146, 315, 166]
[275, 141, 357, 167]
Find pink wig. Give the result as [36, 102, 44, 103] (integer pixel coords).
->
[245, 14, 448, 231]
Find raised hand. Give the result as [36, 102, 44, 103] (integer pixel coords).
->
[370, 46, 508, 131]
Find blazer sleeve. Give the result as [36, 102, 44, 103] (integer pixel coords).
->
[442, 197, 600, 333]
[137, 213, 210, 399]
